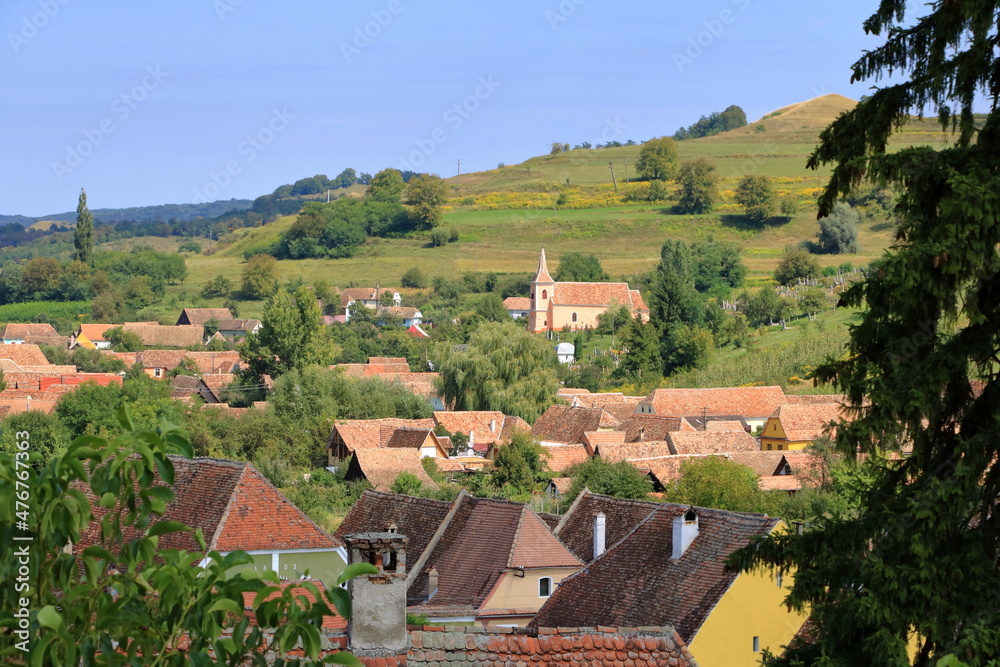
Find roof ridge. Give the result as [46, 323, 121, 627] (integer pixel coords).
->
[208, 461, 247, 549]
[405, 488, 469, 587]
[506, 505, 529, 568]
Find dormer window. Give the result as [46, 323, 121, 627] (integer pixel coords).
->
[538, 576, 552, 597]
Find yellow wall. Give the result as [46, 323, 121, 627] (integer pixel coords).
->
[760, 418, 810, 451]
[687, 540, 809, 667]
[481, 567, 580, 613]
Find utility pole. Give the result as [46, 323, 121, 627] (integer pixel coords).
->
[608, 162, 618, 194]
[623, 162, 629, 184]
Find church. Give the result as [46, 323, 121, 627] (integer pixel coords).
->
[527, 248, 649, 333]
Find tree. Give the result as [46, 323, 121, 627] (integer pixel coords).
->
[239, 286, 336, 383]
[554, 252, 609, 282]
[729, 3, 1000, 664]
[690, 239, 746, 295]
[104, 326, 145, 352]
[0, 412, 374, 665]
[475, 293, 510, 322]
[390, 471, 424, 495]
[74, 187, 94, 265]
[401, 266, 427, 288]
[21, 258, 61, 298]
[366, 168, 405, 202]
[648, 239, 702, 331]
[563, 457, 653, 506]
[798, 287, 827, 320]
[404, 174, 448, 229]
[202, 274, 232, 298]
[815, 201, 861, 254]
[241, 254, 279, 299]
[434, 320, 559, 422]
[636, 137, 680, 181]
[663, 457, 774, 513]
[675, 158, 719, 214]
[615, 314, 662, 381]
[734, 174, 777, 222]
[662, 323, 713, 374]
[774, 247, 820, 286]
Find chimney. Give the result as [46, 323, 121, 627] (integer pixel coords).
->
[427, 567, 439, 599]
[468, 431, 475, 452]
[638, 427, 646, 442]
[671, 508, 699, 560]
[490, 418, 497, 433]
[593, 512, 607, 559]
[345, 532, 409, 656]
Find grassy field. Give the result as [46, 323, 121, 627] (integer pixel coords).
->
[143, 94, 960, 311]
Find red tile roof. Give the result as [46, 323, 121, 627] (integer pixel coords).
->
[537, 493, 780, 641]
[666, 430, 760, 455]
[121, 323, 205, 348]
[634, 454, 729, 487]
[241, 579, 346, 630]
[502, 296, 531, 311]
[0, 343, 51, 367]
[345, 448, 438, 492]
[76, 457, 340, 554]
[183, 350, 241, 374]
[541, 443, 591, 472]
[531, 405, 620, 444]
[769, 403, 846, 441]
[640, 385, 787, 419]
[177, 307, 233, 325]
[616, 414, 684, 442]
[552, 282, 634, 308]
[594, 441, 675, 461]
[0, 323, 59, 339]
[759, 475, 803, 491]
[433, 411, 508, 445]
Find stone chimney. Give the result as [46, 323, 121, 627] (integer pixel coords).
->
[344, 532, 409, 656]
[593, 512, 607, 559]
[671, 508, 699, 560]
[427, 567, 439, 599]
[638, 427, 646, 442]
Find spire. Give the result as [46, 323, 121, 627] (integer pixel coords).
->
[533, 247, 554, 283]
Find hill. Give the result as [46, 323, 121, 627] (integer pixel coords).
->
[0, 199, 254, 227]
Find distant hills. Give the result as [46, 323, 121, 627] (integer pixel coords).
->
[0, 199, 253, 227]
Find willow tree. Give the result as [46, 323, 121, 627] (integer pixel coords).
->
[74, 187, 94, 265]
[433, 320, 559, 422]
[730, 3, 1000, 665]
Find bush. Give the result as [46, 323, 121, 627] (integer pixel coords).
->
[401, 266, 427, 289]
[429, 229, 449, 247]
[815, 202, 861, 254]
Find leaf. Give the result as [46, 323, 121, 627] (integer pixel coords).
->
[82, 545, 114, 562]
[323, 652, 364, 666]
[336, 562, 378, 586]
[37, 605, 63, 630]
[326, 587, 351, 620]
[147, 520, 191, 537]
[98, 492, 117, 508]
[116, 405, 136, 433]
[208, 598, 244, 615]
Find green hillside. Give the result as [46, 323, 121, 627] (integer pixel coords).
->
[149, 94, 963, 312]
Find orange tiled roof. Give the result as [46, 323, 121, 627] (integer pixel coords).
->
[641, 385, 787, 418]
[666, 430, 760, 455]
[532, 405, 621, 444]
[636, 454, 729, 486]
[242, 580, 346, 630]
[502, 296, 531, 311]
[0, 323, 59, 339]
[769, 403, 846, 441]
[347, 448, 438, 492]
[759, 475, 803, 491]
[122, 323, 205, 348]
[552, 282, 634, 307]
[617, 414, 684, 442]
[595, 441, 675, 461]
[541, 443, 591, 472]
[0, 343, 51, 367]
[183, 350, 241, 374]
[508, 506, 583, 569]
[177, 308, 233, 325]
[433, 411, 507, 444]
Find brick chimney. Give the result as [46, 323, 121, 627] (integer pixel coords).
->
[593, 512, 607, 559]
[344, 532, 409, 656]
[671, 508, 699, 560]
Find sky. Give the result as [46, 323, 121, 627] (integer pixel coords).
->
[2, 0, 901, 217]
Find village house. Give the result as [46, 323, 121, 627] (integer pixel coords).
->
[502, 296, 531, 320]
[341, 286, 402, 321]
[343, 447, 439, 492]
[537, 491, 810, 667]
[75, 457, 347, 588]
[760, 402, 845, 450]
[0, 322, 69, 348]
[332, 357, 443, 409]
[635, 385, 789, 431]
[73, 322, 205, 350]
[326, 417, 437, 464]
[527, 248, 649, 333]
[335, 490, 583, 627]
[175, 307, 233, 325]
[215, 318, 262, 340]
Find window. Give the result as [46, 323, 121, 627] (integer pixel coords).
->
[776, 572, 783, 588]
[538, 576, 552, 597]
[153, 368, 162, 378]
[571, 312, 578, 323]
[753, 637, 760, 653]
[542, 289, 547, 299]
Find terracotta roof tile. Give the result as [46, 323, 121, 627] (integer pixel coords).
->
[553, 282, 634, 307]
[769, 403, 846, 441]
[666, 430, 760, 455]
[139, 349, 188, 370]
[345, 448, 438, 492]
[547, 478, 573, 495]
[0, 343, 51, 367]
[502, 296, 531, 310]
[616, 414, 684, 442]
[595, 441, 675, 461]
[433, 411, 507, 445]
[385, 427, 435, 450]
[726, 450, 789, 476]
[334, 490, 453, 567]
[508, 507, 583, 569]
[121, 323, 205, 348]
[759, 475, 803, 491]
[640, 385, 787, 419]
[183, 350, 241, 374]
[532, 405, 619, 444]
[0, 323, 59, 339]
[631, 454, 728, 487]
[541, 443, 591, 472]
[177, 308, 233, 325]
[242, 580, 346, 630]
[538, 493, 780, 641]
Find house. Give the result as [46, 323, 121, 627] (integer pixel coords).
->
[75, 457, 347, 588]
[635, 386, 789, 430]
[109, 349, 189, 379]
[539, 443, 590, 472]
[334, 490, 584, 627]
[215, 318, 261, 340]
[343, 448, 439, 492]
[531, 404, 620, 445]
[536, 491, 810, 667]
[0, 322, 67, 348]
[527, 248, 649, 333]
[382, 306, 422, 327]
[0, 343, 62, 370]
[73, 323, 206, 350]
[333, 357, 443, 410]
[183, 350, 241, 374]
[760, 403, 845, 451]
[555, 341, 575, 364]
[502, 296, 531, 319]
[283, 529, 698, 666]
[341, 286, 401, 321]
[433, 410, 529, 455]
[616, 413, 685, 442]
[176, 307, 233, 325]
[72, 324, 115, 350]
[327, 418, 436, 463]
[666, 429, 761, 455]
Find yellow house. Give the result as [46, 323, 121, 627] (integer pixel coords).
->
[760, 403, 844, 451]
[534, 492, 810, 667]
[527, 248, 649, 333]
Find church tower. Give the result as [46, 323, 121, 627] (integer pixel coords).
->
[528, 248, 555, 333]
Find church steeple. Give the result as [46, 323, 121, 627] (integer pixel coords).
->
[533, 247, 554, 284]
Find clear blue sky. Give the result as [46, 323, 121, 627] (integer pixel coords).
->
[3, 0, 895, 216]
